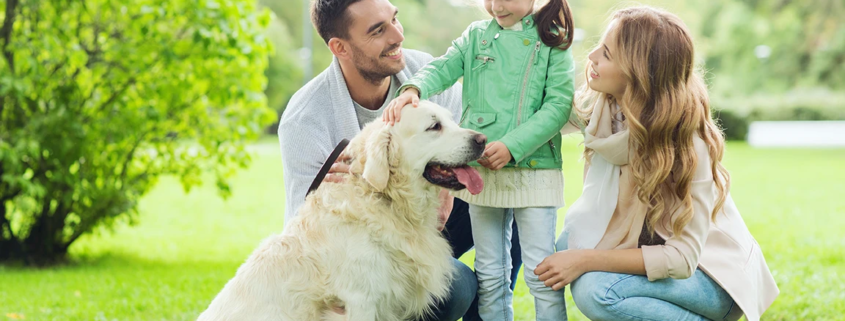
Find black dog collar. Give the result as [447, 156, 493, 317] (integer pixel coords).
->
[306, 139, 350, 199]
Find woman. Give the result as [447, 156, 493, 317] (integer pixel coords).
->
[534, 6, 779, 321]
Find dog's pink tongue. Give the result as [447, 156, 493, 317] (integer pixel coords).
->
[453, 166, 484, 195]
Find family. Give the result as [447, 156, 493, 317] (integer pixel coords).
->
[278, 0, 779, 320]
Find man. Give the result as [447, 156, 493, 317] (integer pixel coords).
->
[278, 0, 521, 319]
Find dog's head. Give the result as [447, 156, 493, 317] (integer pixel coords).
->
[349, 101, 486, 194]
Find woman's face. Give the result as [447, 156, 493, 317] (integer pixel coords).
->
[587, 24, 628, 99]
[484, 0, 534, 28]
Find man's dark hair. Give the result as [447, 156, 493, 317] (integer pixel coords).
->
[312, 0, 365, 44]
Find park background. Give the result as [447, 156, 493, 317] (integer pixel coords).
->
[1, 0, 843, 320]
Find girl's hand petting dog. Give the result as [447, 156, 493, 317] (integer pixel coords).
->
[478, 141, 512, 170]
[383, 87, 420, 125]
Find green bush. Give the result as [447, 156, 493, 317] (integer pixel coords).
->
[710, 90, 845, 141]
[713, 109, 749, 141]
[712, 90, 845, 121]
[0, 0, 275, 265]
[746, 105, 845, 121]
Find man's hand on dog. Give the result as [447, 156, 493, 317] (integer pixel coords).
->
[324, 153, 352, 183]
[384, 87, 420, 125]
[478, 141, 512, 171]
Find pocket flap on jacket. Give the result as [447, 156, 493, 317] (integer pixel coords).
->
[469, 113, 497, 128]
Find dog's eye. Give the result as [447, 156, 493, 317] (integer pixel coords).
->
[427, 122, 442, 131]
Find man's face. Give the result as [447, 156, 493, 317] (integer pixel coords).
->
[344, 0, 405, 83]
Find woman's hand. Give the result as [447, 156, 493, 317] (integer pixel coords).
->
[477, 141, 512, 170]
[383, 87, 420, 125]
[534, 249, 591, 291]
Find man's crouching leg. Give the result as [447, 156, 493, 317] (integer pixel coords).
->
[418, 258, 478, 321]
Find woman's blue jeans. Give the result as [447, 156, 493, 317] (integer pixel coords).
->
[558, 230, 743, 321]
[570, 270, 743, 321]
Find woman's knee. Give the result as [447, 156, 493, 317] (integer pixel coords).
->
[570, 272, 628, 320]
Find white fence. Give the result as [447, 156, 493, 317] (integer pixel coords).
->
[747, 121, 845, 148]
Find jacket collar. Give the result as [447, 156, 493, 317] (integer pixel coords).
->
[488, 13, 536, 30]
[482, 14, 537, 50]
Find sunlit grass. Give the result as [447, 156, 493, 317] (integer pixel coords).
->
[2, 136, 843, 320]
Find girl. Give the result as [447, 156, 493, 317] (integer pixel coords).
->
[534, 6, 779, 321]
[384, 0, 575, 319]
[383, 0, 574, 321]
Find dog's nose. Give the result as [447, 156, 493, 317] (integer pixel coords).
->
[473, 134, 487, 146]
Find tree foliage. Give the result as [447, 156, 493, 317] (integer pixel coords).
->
[0, 0, 275, 265]
[700, 0, 845, 96]
[264, 0, 488, 116]
[262, 10, 302, 119]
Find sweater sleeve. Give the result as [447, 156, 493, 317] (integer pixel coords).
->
[278, 102, 333, 223]
[429, 81, 463, 124]
[398, 25, 472, 100]
[641, 137, 715, 280]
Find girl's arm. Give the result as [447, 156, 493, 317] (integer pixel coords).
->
[397, 23, 476, 100]
[499, 47, 575, 163]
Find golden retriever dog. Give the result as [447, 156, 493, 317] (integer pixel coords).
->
[198, 101, 486, 321]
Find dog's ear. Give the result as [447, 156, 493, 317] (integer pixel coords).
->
[362, 125, 393, 191]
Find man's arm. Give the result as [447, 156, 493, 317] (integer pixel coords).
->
[278, 116, 332, 223]
[436, 188, 454, 231]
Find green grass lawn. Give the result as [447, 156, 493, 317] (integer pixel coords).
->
[2, 136, 844, 320]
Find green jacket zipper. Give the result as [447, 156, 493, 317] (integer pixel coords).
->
[517, 41, 542, 126]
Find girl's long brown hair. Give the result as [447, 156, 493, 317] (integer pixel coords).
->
[535, 0, 574, 50]
[576, 7, 730, 236]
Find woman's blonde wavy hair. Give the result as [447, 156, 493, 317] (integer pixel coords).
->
[575, 6, 730, 236]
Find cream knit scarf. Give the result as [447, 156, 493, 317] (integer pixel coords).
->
[560, 100, 638, 250]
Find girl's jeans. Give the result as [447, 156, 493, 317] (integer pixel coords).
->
[469, 205, 567, 321]
[557, 231, 743, 321]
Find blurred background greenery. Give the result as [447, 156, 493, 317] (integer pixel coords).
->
[267, 0, 845, 139]
[1, 0, 843, 320]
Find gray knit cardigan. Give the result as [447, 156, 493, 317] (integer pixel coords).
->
[278, 50, 463, 222]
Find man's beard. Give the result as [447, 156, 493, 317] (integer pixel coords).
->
[349, 44, 404, 85]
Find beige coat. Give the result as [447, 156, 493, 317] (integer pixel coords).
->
[637, 138, 778, 321]
[593, 137, 779, 321]
[565, 102, 779, 321]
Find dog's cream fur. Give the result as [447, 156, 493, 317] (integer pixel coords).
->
[198, 101, 484, 321]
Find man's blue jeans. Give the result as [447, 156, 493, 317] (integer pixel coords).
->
[428, 198, 522, 321]
[420, 258, 478, 321]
